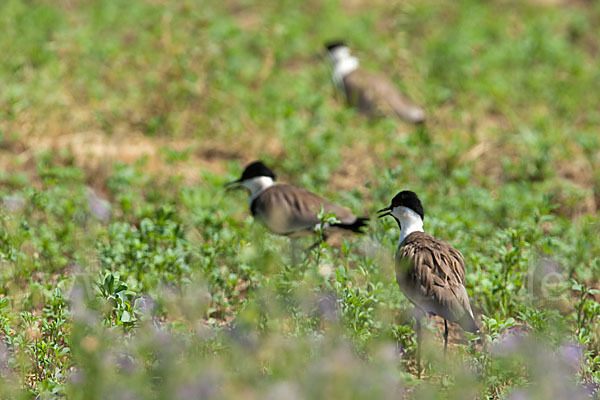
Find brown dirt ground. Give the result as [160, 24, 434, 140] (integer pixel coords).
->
[2, 111, 597, 219]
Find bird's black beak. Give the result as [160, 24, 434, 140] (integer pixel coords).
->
[225, 179, 242, 191]
[377, 206, 392, 218]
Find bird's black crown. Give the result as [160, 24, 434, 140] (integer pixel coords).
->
[324, 40, 347, 52]
[240, 161, 276, 181]
[390, 190, 424, 220]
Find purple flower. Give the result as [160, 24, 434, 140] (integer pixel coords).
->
[507, 390, 530, 400]
[87, 189, 111, 221]
[68, 283, 99, 325]
[316, 291, 339, 321]
[2, 194, 25, 212]
[581, 381, 599, 398]
[265, 382, 301, 400]
[117, 353, 137, 374]
[0, 340, 9, 374]
[67, 368, 85, 385]
[176, 371, 221, 400]
[559, 343, 583, 370]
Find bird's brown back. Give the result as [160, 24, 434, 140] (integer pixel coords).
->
[396, 231, 477, 332]
[251, 184, 358, 235]
[343, 69, 425, 124]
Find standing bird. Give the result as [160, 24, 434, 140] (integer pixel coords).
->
[226, 161, 368, 243]
[377, 190, 478, 377]
[325, 41, 425, 124]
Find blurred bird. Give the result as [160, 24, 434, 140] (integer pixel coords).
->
[325, 41, 425, 124]
[227, 161, 368, 244]
[378, 190, 478, 377]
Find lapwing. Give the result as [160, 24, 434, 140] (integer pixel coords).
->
[325, 41, 425, 124]
[227, 161, 368, 243]
[378, 190, 478, 376]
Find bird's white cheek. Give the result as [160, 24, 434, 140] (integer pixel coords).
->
[391, 207, 404, 219]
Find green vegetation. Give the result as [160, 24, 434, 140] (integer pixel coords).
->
[1, 0, 599, 398]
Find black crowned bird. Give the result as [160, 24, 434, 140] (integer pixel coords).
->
[325, 41, 425, 124]
[378, 190, 478, 377]
[227, 161, 368, 244]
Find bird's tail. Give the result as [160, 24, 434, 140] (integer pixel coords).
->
[333, 217, 369, 233]
[395, 105, 426, 125]
[458, 312, 480, 334]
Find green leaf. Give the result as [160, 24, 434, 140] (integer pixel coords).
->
[120, 311, 132, 323]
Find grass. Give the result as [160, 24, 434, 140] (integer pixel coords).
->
[0, 0, 599, 398]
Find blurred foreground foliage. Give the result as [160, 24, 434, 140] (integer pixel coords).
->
[1, 0, 600, 398]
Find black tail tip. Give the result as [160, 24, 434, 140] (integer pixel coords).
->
[334, 217, 369, 233]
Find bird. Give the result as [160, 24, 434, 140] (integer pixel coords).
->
[226, 161, 368, 245]
[325, 41, 425, 124]
[377, 190, 478, 377]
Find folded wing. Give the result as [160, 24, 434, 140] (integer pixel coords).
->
[343, 69, 425, 124]
[251, 185, 358, 236]
[396, 232, 478, 332]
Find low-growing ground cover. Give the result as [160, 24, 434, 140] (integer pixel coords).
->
[0, 0, 599, 398]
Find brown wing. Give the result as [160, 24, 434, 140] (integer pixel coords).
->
[252, 184, 358, 235]
[396, 232, 477, 332]
[343, 69, 425, 124]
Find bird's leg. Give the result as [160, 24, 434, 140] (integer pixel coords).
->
[416, 317, 422, 379]
[290, 239, 299, 266]
[307, 239, 320, 251]
[444, 319, 449, 357]
[307, 232, 328, 252]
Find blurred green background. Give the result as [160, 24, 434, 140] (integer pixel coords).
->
[0, 0, 599, 398]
